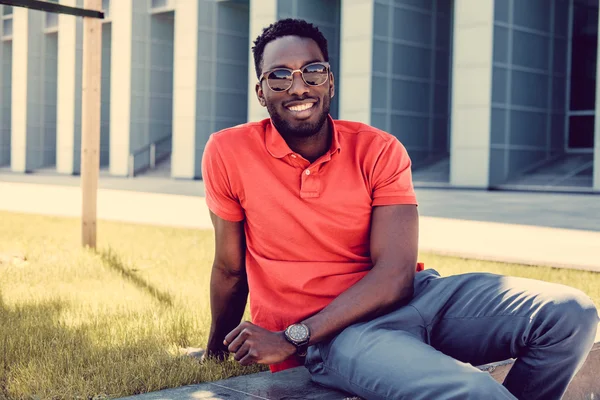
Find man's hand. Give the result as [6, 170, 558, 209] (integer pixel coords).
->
[224, 321, 297, 366]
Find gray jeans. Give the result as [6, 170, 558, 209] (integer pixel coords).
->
[305, 269, 599, 400]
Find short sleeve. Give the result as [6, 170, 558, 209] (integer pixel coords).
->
[371, 137, 418, 206]
[201, 135, 245, 221]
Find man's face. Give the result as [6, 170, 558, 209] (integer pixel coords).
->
[256, 36, 335, 138]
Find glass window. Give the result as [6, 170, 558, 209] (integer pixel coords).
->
[568, 115, 595, 148]
[45, 12, 58, 28]
[2, 18, 12, 37]
[567, 0, 597, 149]
[568, 0, 598, 111]
[151, 0, 168, 8]
[2, 6, 12, 16]
[102, 0, 110, 17]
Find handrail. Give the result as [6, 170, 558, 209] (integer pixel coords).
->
[128, 134, 172, 177]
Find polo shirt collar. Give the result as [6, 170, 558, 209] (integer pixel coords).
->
[266, 115, 341, 159]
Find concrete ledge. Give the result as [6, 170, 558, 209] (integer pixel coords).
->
[120, 329, 600, 400]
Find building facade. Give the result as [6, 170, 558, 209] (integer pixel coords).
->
[0, 0, 598, 193]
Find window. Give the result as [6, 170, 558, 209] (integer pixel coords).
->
[41, 0, 59, 31]
[151, 0, 169, 8]
[2, 18, 12, 37]
[1, 6, 12, 39]
[566, 0, 598, 149]
[569, 0, 598, 112]
[45, 12, 58, 29]
[149, 0, 174, 14]
[102, 0, 110, 19]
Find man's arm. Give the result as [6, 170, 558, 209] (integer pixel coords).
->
[302, 203, 419, 344]
[204, 211, 249, 360]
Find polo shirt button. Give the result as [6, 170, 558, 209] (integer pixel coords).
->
[305, 169, 311, 176]
[291, 154, 297, 159]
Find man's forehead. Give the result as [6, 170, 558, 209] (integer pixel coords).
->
[262, 36, 324, 70]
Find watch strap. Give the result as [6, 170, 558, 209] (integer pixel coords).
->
[296, 341, 309, 357]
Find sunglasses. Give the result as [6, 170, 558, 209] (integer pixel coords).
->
[259, 62, 330, 92]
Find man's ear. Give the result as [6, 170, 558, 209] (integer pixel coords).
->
[256, 82, 267, 107]
[329, 72, 335, 99]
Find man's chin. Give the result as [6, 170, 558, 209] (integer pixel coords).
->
[278, 122, 322, 138]
[272, 113, 329, 138]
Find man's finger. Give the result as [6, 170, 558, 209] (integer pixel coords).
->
[233, 341, 251, 362]
[224, 323, 244, 346]
[239, 348, 258, 366]
[227, 328, 251, 353]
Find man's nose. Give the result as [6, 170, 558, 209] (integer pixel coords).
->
[288, 71, 309, 97]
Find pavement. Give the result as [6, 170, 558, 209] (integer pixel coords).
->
[1, 171, 599, 272]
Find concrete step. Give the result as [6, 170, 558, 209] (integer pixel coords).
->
[119, 328, 599, 400]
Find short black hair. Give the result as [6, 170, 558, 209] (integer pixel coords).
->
[252, 18, 329, 79]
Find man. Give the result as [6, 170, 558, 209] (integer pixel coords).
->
[201, 18, 598, 400]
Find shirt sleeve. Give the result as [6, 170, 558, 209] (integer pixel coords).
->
[371, 137, 418, 206]
[201, 135, 245, 221]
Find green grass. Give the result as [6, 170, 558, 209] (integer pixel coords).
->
[0, 210, 598, 400]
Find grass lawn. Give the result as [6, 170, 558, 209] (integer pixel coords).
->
[0, 210, 598, 400]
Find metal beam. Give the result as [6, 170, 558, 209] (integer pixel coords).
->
[0, 0, 104, 19]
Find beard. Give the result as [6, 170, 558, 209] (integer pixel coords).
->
[267, 95, 331, 139]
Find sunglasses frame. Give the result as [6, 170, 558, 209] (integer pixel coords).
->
[259, 62, 331, 92]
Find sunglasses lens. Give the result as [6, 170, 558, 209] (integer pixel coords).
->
[265, 63, 329, 91]
[303, 63, 328, 86]
[267, 69, 292, 91]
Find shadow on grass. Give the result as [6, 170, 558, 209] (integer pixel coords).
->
[99, 249, 174, 308]
[0, 292, 102, 399]
[0, 266, 263, 399]
[0, 290, 206, 399]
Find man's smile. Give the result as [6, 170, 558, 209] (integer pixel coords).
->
[287, 103, 314, 112]
[284, 100, 317, 118]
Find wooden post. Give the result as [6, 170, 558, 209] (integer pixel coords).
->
[80, 0, 102, 249]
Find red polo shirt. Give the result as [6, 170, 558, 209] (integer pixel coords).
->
[201, 117, 418, 372]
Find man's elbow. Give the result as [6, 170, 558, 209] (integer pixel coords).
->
[213, 258, 245, 277]
[211, 262, 247, 288]
[381, 270, 415, 308]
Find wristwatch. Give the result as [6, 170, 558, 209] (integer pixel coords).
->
[284, 323, 310, 357]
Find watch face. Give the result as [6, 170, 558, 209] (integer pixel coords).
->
[287, 324, 309, 342]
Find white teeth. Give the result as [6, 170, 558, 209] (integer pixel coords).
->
[287, 103, 314, 112]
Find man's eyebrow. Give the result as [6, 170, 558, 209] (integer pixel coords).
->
[264, 59, 324, 71]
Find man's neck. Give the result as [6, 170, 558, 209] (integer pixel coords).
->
[283, 121, 331, 164]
